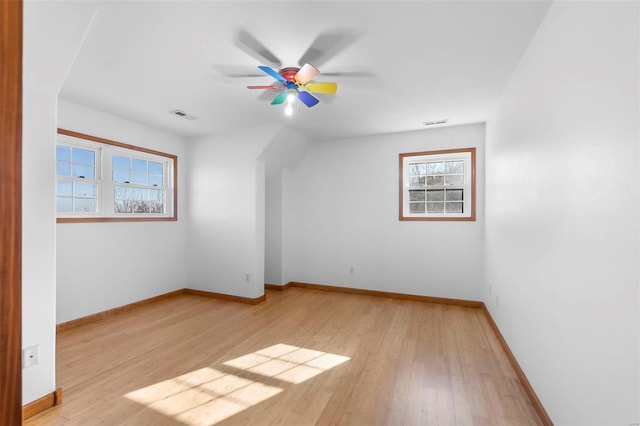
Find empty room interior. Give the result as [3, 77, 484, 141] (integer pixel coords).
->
[12, 0, 639, 425]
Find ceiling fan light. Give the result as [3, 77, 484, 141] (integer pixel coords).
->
[284, 105, 294, 116]
[295, 63, 320, 85]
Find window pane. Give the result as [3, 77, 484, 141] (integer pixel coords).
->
[74, 182, 95, 198]
[409, 190, 425, 202]
[113, 169, 130, 183]
[409, 203, 425, 214]
[132, 158, 147, 172]
[150, 189, 164, 202]
[114, 200, 132, 213]
[114, 186, 133, 200]
[57, 181, 72, 197]
[56, 145, 70, 161]
[409, 176, 425, 187]
[56, 197, 72, 212]
[133, 201, 149, 213]
[113, 155, 131, 170]
[74, 198, 95, 213]
[426, 175, 444, 186]
[73, 148, 95, 165]
[445, 174, 464, 185]
[56, 161, 71, 176]
[149, 161, 163, 175]
[150, 202, 164, 213]
[445, 202, 463, 213]
[445, 189, 463, 201]
[132, 188, 150, 201]
[149, 175, 163, 187]
[445, 161, 464, 174]
[132, 172, 148, 185]
[427, 202, 444, 213]
[427, 190, 444, 201]
[426, 162, 445, 174]
[408, 163, 426, 176]
[72, 164, 95, 179]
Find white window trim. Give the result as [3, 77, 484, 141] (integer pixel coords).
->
[399, 147, 476, 221]
[56, 129, 177, 223]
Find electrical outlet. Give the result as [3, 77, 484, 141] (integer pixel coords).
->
[349, 266, 356, 275]
[23, 345, 40, 369]
[245, 273, 251, 282]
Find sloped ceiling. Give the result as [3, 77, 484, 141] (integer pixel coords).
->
[49, 1, 551, 141]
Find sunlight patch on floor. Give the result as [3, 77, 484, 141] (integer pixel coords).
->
[223, 343, 350, 384]
[124, 343, 350, 425]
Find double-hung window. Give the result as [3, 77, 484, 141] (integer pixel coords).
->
[399, 148, 475, 221]
[56, 129, 177, 222]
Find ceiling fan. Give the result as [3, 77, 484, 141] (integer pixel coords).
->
[217, 29, 367, 115]
[247, 63, 337, 113]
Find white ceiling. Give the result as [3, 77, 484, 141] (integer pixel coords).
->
[53, 1, 551, 141]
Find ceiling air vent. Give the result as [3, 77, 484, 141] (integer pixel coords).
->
[170, 110, 199, 120]
[422, 119, 448, 126]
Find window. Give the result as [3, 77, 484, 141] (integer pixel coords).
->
[56, 129, 177, 223]
[399, 148, 475, 221]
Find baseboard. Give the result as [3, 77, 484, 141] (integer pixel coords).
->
[57, 289, 185, 333]
[264, 283, 292, 291]
[57, 288, 266, 333]
[283, 281, 484, 308]
[480, 304, 553, 426]
[183, 288, 266, 305]
[22, 388, 62, 420]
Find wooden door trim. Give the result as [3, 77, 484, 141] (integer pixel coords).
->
[0, 0, 23, 424]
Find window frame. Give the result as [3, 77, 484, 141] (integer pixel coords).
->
[399, 147, 476, 222]
[56, 128, 178, 223]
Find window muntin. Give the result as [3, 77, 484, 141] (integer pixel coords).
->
[56, 129, 177, 223]
[399, 148, 475, 221]
[56, 144, 100, 215]
[112, 154, 168, 214]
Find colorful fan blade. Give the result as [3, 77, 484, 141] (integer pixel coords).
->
[258, 66, 287, 83]
[297, 91, 320, 107]
[295, 63, 320, 85]
[305, 82, 338, 95]
[247, 85, 281, 90]
[271, 92, 287, 105]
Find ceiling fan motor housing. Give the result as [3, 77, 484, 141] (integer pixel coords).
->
[280, 67, 301, 82]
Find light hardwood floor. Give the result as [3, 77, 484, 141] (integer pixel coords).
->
[24, 288, 543, 425]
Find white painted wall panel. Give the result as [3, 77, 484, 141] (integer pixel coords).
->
[485, 2, 639, 423]
[185, 126, 280, 298]
[283, 124, 485, 300]
[56, 101, 188, 323]
[22, 88, 58, 404]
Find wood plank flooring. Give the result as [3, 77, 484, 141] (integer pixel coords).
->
[24, 288, 543, 425]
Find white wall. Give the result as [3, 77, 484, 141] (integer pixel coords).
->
[283, 123, 485, 300]
[186, 126, 280, 298]
[262, 126, 312, 286]
[485, 2, 639, 424]
[265, 171, 284, 285]
[56, 101, 188, 323]
[22, 88, 58, 405]
[22, 0, 97, 405]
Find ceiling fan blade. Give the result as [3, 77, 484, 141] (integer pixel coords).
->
[298, 30, 359, 68]
[235, 29, 281, 68]
[271, 92, 287, 105]
[305, 82, 338, 95]
[295, 63, 319, 85]
[258, 66, 287, 84]
[247, 85, 281, 90]
[297, 91, 320, 108]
